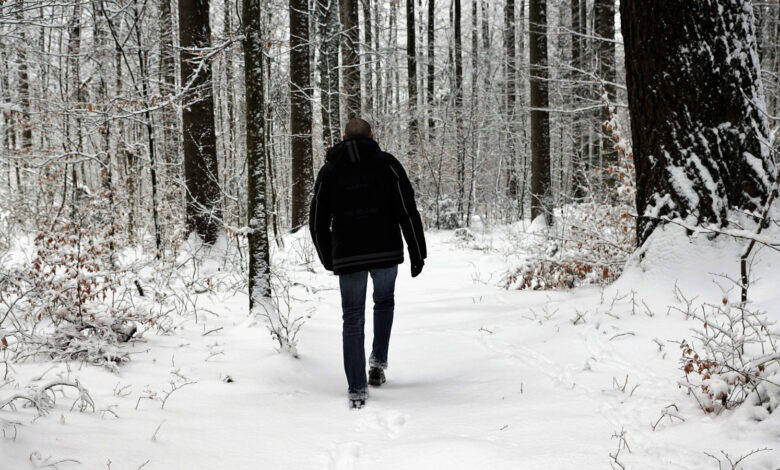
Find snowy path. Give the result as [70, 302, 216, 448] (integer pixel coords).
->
[2, 231, 778, 469]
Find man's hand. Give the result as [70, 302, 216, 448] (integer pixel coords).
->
[411, 260, 424, 278]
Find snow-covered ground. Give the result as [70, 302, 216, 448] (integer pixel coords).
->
[1, 226, 778, 469]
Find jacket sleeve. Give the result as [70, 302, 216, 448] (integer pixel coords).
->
[388, 157, 427, 263]
[309, 165, 334, 270]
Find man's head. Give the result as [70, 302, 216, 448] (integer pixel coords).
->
[343, 118, 373, 140]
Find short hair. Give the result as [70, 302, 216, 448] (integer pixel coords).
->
[344, 118, 372, 139]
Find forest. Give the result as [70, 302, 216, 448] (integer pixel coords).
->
[1, 0, 779, 468]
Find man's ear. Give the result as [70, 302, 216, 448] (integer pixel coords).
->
[342, 135, 346, 141]
[370, 133, 374, 139]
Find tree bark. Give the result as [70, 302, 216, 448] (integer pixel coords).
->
[245, 0, 272, 305]
[426, 0, 434, 134]
[621, 0, 777, 245]
[529, 0, 551, 223]
[290, 0, 314, 231]
[17, 1, 32, 153]
[407, 0, 418, 147]
[160, 0, 178, 166]
[363, 0, 374, 114]
[317, 0, 341, 147]
[179, 0, 223, 244]
[596, 0, 616, 169]
[133, 0, 162, 253]
[505, 0, 518, 200]
[571, 0, 587, 199]
[454, 0, 465, 218]
[341, 0, 361, 117]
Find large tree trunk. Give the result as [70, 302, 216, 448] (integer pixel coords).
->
[245, 0, 272, 305]
[621, 0, 776, 246]
[341, 0, 361, 117]
[529, 0, 551, 223]
[290, 0, 314, 231]
[179, 0, 222, 244]
[317, 0, 341, 147]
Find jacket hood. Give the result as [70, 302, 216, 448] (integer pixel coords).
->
[325, 138, 381, 166]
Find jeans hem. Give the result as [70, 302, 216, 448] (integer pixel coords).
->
[369, 357, 388, 370]
[348, 389, 368, 400]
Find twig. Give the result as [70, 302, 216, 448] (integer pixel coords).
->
[160, 380, 196, 409]
[151, 420, 165, 442]
[609, 332, 635, 341]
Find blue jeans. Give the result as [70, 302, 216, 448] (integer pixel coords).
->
[339, 265, 398, 399]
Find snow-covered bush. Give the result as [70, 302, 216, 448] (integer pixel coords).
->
[453, 228, 475, 242]
[427, 198, 462, 230]
[679, 297, 779, 414]
[253, 272, 313, 358]
[0, 379, 94, 417]
[506, 107, 635, 290]
[0, 188, 142, 368]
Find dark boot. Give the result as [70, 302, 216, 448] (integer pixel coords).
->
[368, 367, 386, 386]
[349, 398, 366, 409]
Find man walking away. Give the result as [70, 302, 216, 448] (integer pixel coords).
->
[309, 118, 427, 409]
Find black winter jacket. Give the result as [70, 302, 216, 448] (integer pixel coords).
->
[308, 138, 427, 275]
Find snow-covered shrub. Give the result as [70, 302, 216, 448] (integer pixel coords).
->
[0, 188, 143, 368]
[254, 272, 312, 358]
[506, 107, 636, 290]
[428, 198, 462, 230]
[287, 234, 317, 270]
[454, 227, 475, 242]
[0, 379, 94, 417]
[506, 258, 608, 290]
[679, 297, 779, 414]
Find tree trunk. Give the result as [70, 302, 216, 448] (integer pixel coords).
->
[374, 1, 383, 113]
[481, 0, 490, 50]
[529, 0, 551, 223]
[317, 0, 341, 147]
[596, 0, 616, 170]
[290, 0, 314, 231]
[454, 0, 465, 219]
[133, 0, 163, 254]
[407, 0, 418, 147]
[245, 0, 272, 306]
[621, 0, 776, 245]
[426, 0, 434, 134]
[179, 0, 222, 244]
[363, 0, 374, 115]
[341, 0, 361, 117]
[505, 0, 517, 200]
[17, 1, 32, 153]
[160, 0, 178, 166]
[571, 0, 587, 199]
[517, 0, 527, 218]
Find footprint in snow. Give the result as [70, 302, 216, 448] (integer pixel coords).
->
[357, 409, 409, 438]
[328, 441, 363, 470]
